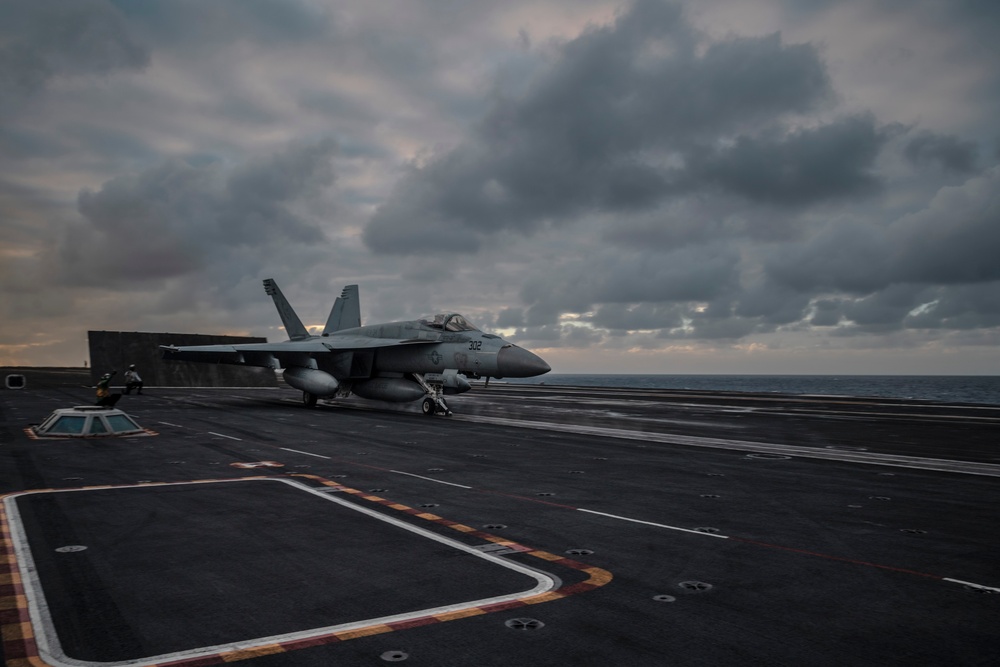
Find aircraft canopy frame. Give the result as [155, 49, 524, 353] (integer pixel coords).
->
[419, 314, 481, 332]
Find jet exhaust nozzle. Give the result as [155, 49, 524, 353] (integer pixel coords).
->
[283, 367, 340, 396]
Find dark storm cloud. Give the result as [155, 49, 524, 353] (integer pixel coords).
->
[61, 139, 337, 283]
[904, 131, 979, 174]
[0, 0, 148, 109]
[108, 0, 330, 47]
[363, 0, 843, 254]
[810, 299, 842, 327]
[519, 243, 742, 326]
[888, 168, 1000, 284]
[904, 283, 1000, 330]
[690, 115, 888, 205]
[495, 307, 526, 329]
[583, 282, 809, 340]
[3, 0, 997, 369]
[663, 311, 762, 341]
[590, 303, 684, 332]
[733, 282, 811, 325]
[769, 166, 1000, 295]
[765, 219, 892, 295]
[809, 281, 1000, 337]
[841, 284, 930, 329]
[754, 164, 1000, 342]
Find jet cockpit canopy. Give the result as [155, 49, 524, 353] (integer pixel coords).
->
[420, 313, 480, 332]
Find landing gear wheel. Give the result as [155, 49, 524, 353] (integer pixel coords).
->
[421, 397, 435, 416]
[302, 391, 318, 408]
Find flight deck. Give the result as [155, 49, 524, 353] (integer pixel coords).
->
[1, 371, 998, 666]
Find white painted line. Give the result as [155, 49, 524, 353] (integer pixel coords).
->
[157, 422, 183, 428]
[943, 577, 1000, 593]
[452, 414, 1000, 477]
[280, 447, 331, 460]
[3, 478, 557, 667]
[207, 431, 242, 441]
[577, 508, 729, 538]
[390, 470, 473, 489]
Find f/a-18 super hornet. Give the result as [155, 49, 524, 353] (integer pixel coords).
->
[161, 279, 550, 415]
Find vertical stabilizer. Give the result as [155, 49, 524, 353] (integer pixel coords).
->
[323, 285, 361, 334]
[262, 278, 310, 340]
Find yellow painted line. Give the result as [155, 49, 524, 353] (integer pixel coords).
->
[334, 624, 394, 640]
[0, 571, 22, 584]
[221, 643, 286, 661]
[0, 594, 27, 611]
[1, 621, 33, 641]
[6, 658, 49, 667]
[583, 567, 614, 585]
[433, 608, 487, 622]
[3, 475, 611, 666]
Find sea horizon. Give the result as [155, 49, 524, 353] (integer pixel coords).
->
[506, 373, 1000, 406]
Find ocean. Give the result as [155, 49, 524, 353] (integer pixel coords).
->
[506, 375, 1000, 406]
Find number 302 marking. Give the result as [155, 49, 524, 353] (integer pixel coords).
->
[468, 341, 482, 351]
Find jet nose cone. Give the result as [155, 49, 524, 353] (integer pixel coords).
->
[496, 345, 551, 378]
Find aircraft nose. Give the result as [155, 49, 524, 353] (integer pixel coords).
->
[496, 345, 551, 378]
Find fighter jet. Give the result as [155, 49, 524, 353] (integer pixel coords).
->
[161, 279, 550, 415]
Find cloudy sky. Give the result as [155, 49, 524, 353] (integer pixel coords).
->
[2, 0, 998, 374]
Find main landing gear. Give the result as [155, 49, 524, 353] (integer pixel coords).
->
[302, 391, 318, 408]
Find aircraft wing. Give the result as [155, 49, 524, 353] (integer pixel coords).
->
[160, 336, 434, 367]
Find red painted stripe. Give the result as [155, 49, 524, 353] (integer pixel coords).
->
[476, 488, 579, 509]
[2, 475, 609, 666]
[387, 616, 441, 631]
[277, 634, 341, 651]
[729, 537, 944, 579]
[156, 654, 227, 666]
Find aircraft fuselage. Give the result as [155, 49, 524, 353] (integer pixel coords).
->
[332, 320, 548, 380]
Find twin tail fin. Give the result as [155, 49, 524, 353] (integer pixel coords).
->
[263, 278, 361, 340]
[263, 278, 309, 340]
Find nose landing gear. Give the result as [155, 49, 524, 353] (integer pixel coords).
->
[420, 395, 451, 416]
[412, 374, 453, 416]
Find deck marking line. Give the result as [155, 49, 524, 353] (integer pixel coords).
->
[577, 508, 730, 538]
[280, 448, 331, 460]
[184, 440, 991, 592]
[207, 432, 242, 441]
[476, 489, 579, 509]
[452, 414, 1000, 477]
[942, 578, 1000, 593]
[157, 422, 183, 428]
[389, 471, 472, 489]
[2, 475, 612, 667]
[729, 537, 942, 578]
